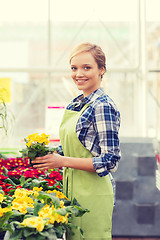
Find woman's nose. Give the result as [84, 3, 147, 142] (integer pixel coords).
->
[76, 69, 83, 76]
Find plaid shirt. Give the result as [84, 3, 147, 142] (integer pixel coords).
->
[58, 87, 121, 177]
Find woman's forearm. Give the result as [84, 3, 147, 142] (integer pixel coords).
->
[63, 156, 96, 172]
[32, 153, 96, 172]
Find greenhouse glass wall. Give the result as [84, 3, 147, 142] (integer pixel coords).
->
[0, 0, 160, 150]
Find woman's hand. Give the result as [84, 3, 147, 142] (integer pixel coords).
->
[32, 153, 96, 173]
[32, 152, 63, 170]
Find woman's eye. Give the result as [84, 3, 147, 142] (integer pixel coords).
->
[71, 67, 77, 71]
[84, 66, 91, 70]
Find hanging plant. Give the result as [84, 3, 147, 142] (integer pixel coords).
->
[0, 100, 8, 135]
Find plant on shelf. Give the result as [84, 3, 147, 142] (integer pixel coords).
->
[0, 187, 89, 240]
[0, 133, 90, 239]
[0, 157, 63, 195]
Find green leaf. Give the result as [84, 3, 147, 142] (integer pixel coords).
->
[1, 222, 13, 233]
[0, 211, 13, 227]
[9, 229, 23, 240]
[64, 199, 71, 206]
[25, 233, 45, 240]
[43, 228, 57, 240]
[11, 177, 20, 185]
[25, 207, 34, 214]
[43, 224, 54, 230]
[2, 166, 8, 176]
[9, 220, 21, 226]
[11, 210, 24, 218]
[0, 153, 7, 159]
[72, 198, 90, 216]
[19, 175, 25, 186]
[23, 214, 34, 220]
[25, 178, 33, 183]
[28, 179, 42, 189]
[39, 230, 50, 237]
[37, 192, 61, 208]
[23, 228, 37, 237]
[67, 222, 85, 239]
[5, 178, 17, 187]
[54, 225, 65, 238]
[33, 202, 45, 216]
[54, 208, 67, 216]
[22, 178, 34, 188]
[28, 151, 37, 161]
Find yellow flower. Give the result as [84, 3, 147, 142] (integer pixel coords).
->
[38, 203, 68, 225]
[38, 204, 53, 219]
[13, 188, 31, 198]
[41, 133, 50, 139]
[12, 190, 34, 214]
[60, 200, 65, 208]
[21, 217, 46, 232]
[26, 133, 39, 141]
[0, 207, 4, 217]
[12, 199, 34, 214]
[32, 187, 42, 197]
[45, 139, 50, 145]
[54, 212, 68, 224]
[25, 133, 50, 146]
[38, 205, 57, 224]
[0, 193, 6, 203]
[0, 206, 12, 217]
[12, 201, 28, 214]
[47, 190, 69, 200]
[33, 187, 42, 192]
[26, 141, 32, 147]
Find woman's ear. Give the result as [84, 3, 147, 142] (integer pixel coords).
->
[100, 67, 105, 79]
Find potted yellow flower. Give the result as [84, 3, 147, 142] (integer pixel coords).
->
[0, 191, 13, 239]
[0, 187, 89, 240]
[20, 133, 57, 167]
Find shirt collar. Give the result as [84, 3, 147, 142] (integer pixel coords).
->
[68, 87, 105, 109]
[84, 87, 104, 104]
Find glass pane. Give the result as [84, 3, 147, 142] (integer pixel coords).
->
[0, 0, 48, 68]
[50, 0, 139, 70]
[146, 0, 160, 138]
[146, 0, 160, 70]
[0, 72, 48, 149]
[103, 72, 137, 137]
[147, 72, 160, 138]
[146, 0, 160, 22]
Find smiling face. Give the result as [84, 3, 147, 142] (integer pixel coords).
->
[70, 51, 105, 97]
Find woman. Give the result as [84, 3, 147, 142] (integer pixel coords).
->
[32, 42, 121, 240]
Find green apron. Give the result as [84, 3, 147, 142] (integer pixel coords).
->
[59, 104, 114, 240]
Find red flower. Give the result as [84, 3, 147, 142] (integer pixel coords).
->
[46, 179, 56, 186]
[0, 174, 7, 180]
[49, 170, 63, 181]
[0, 157, 63, 194]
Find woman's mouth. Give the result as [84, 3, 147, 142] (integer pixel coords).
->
[76, 79, 88, 85]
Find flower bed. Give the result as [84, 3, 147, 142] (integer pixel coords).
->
[0, 157, 63, 195]
[0, 133, 89, 239]
[0, 157, 89, 239]
[0, 187, 88, 240]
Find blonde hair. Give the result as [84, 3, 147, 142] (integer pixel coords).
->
[69, 42, 106, 75]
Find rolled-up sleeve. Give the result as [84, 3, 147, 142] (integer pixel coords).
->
[57, 145, 64, 156]
[92, 103, 121, 177]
